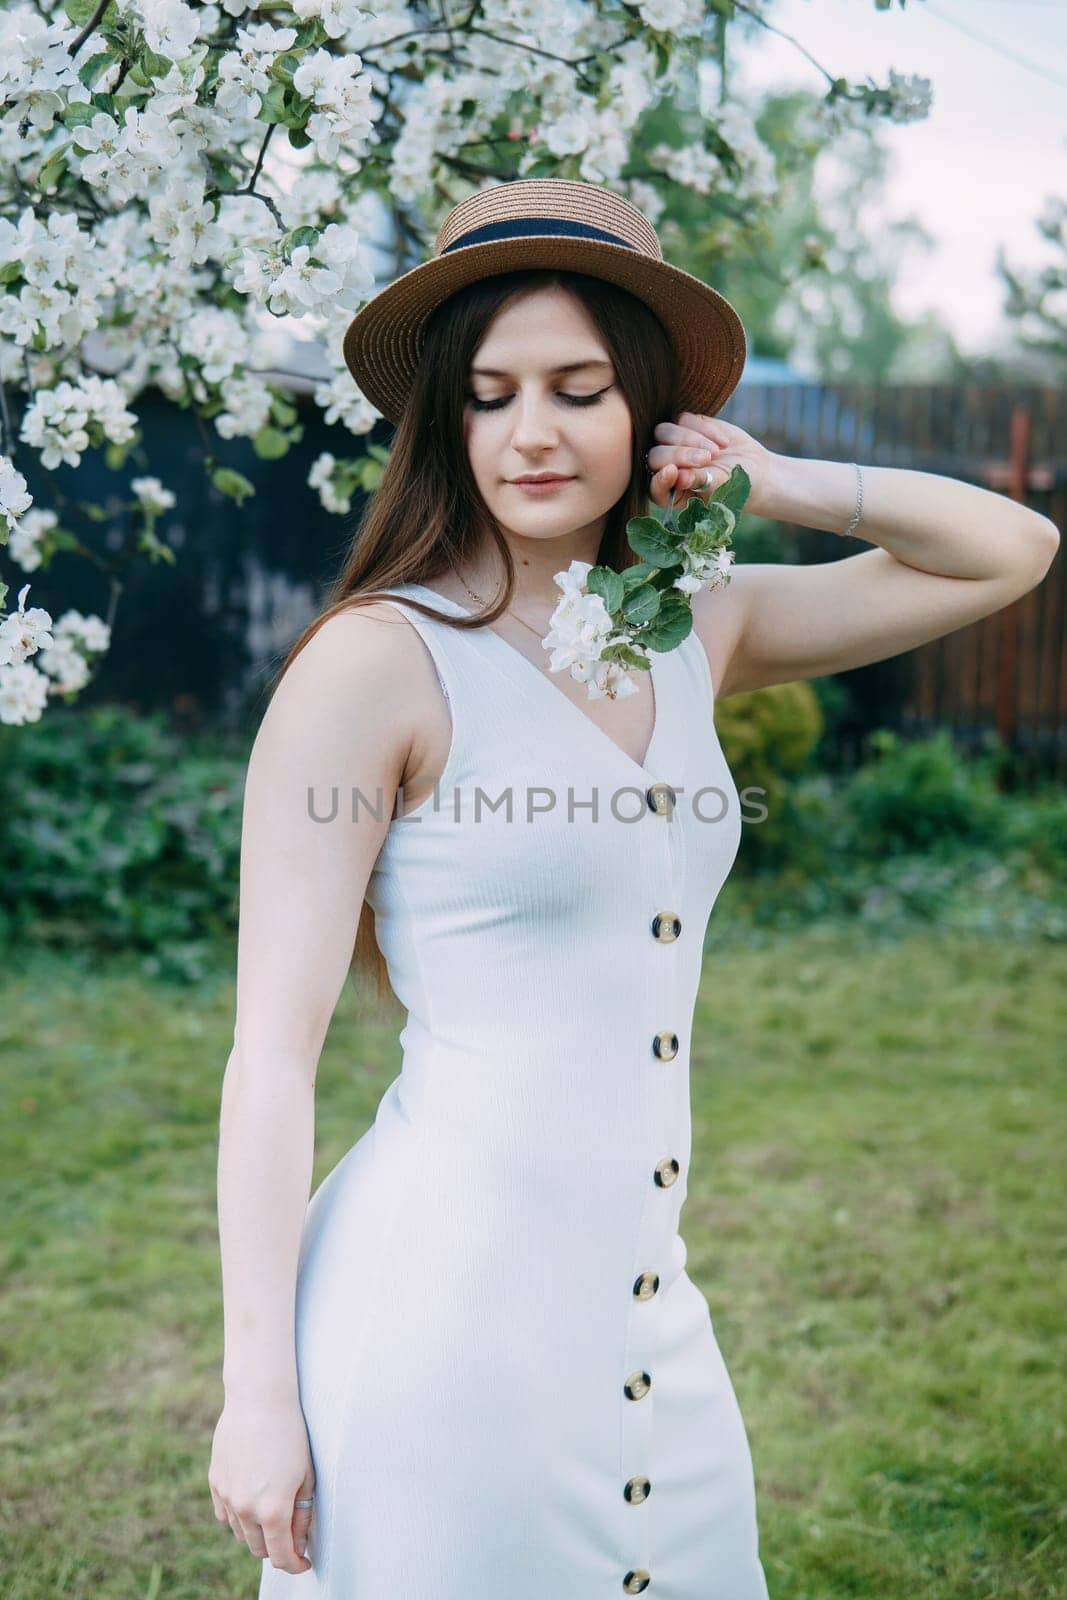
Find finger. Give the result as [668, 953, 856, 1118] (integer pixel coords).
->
[263, 1510, 313, 1575]
[209, 1485, 229, 1524]
[647, 442, 718, 474]
[651, 422, 720, 453]
[648, 461, 677, 507]
[293, 1503, 314, 1561]
[291, 1474, 316, 1565]
[676, 412, 733, 444]
[234, 1510, 268, 1559]
[673, 466, 708, 496]
[677, 463, 723, 496]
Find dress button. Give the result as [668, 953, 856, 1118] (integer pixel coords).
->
[650, 912, 681, 942]
[623, 1370, 651, 1400]
[623, 1570, 652, 1593]
[623, 1475, 652, 1504]
[645, 782, 676, 816]
[651, 1031, 679, 1060]
[653, 1157, 680, 1188]
[633, 1271, 660, 1300]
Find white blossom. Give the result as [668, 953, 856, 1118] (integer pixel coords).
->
[131, 475, 177, 512]
[0, 0, 923, 723]
[0, 583, 54, 664]
[884, 68, 933, 124]
[0, 455, 33, 531]
[20, 377, 137, 471]
[0, 658, 51, 724]
[7, 506, 57, 571]
[309, 450, 352, 514]
[138, 0, 201, 63]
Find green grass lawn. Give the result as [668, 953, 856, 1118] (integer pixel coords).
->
[2, 927, 1064, 1598]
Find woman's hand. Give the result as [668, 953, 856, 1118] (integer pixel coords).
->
[646, 412, 777, 514]
[209, 1394, 317, 1575]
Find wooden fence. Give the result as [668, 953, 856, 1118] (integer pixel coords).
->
[724, 383, 1066, 780]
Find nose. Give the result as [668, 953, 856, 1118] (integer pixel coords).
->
[509, 388, 560, 454]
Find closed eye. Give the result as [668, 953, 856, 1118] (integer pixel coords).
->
[466, 386, 612, 412]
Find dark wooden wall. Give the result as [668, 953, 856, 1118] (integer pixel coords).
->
[724, 383, 1066, 778]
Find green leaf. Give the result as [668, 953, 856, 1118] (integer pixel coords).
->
[141, 48, 173, 79]
[138, 526, 177, 564]
[272, 52, 299, 85]
[64, 0, 102, 24]
[259, 81, 289, 125]
[625, 514, 684, 568]
[38, 148, 70, 193]
[210, 466, 256, 504]
[0, 262, 23, 285]
[61, 101, 99, 129]
[252, 427, 291, 460]
[291, 20, 326, 49]
[620, 563, 658, 590]
[287, 126, 312, 151]
[585, 565, 625, 616]
[637, 605, 694, 652]
[201, 151, 240, 192]
[285, 225, 319, 252]
[600, 640, 651, 671]
[77, 48, 120, 89]
[620, 583, 663, 627]
[709, 463, 751, 514]
[360, 460, 384, 491]
[268, 393, 298, 427]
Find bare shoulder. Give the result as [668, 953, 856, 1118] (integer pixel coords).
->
[252, 599, 429, 788]
[688, 573, 749, 702]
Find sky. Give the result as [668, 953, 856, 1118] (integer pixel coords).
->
[729, 0, 1067, 355]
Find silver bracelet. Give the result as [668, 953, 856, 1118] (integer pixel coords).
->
[841, 462, 863, 537]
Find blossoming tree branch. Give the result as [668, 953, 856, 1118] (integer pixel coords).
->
[0, 0, 931, 724]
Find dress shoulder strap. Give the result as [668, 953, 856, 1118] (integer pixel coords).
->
[367, 584, 506, 817]
[370, 583, 470, 704]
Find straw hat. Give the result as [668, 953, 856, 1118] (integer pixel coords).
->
[342, 177, 747, 425]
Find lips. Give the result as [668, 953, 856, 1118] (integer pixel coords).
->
[511, 476, 573, 484]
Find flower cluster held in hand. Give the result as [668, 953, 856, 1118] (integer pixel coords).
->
[542, 467, 749, 701]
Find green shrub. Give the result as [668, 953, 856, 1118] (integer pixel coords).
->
[842, 728, 1004, 855]
[0, 706, 248, 982]
[715, 678, 824, 851]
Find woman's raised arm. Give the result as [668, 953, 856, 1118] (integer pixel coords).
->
[648, 415, 1060, 702]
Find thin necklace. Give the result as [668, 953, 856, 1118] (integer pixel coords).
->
[458, 573, 552, 643]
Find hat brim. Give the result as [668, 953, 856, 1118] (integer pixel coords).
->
[342, 234, 747, 426]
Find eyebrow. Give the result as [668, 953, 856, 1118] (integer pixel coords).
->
[469, 358, 614, 378]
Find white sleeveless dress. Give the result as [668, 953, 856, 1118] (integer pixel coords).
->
[258, 580, 769, 1599]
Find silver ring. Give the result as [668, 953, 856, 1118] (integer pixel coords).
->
[294, 1497, 315, 1508]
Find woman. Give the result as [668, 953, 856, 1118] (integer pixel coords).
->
[208, 179, 1059, 1597]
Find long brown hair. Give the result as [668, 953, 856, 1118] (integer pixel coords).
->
[273, 268, 680, 1006]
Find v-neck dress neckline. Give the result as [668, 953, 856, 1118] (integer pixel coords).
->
[403, 581, 671, 785]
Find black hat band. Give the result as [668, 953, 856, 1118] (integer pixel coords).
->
[441, 216, 638, 254]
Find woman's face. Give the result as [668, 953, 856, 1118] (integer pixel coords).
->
[463, 284, 633, 548]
